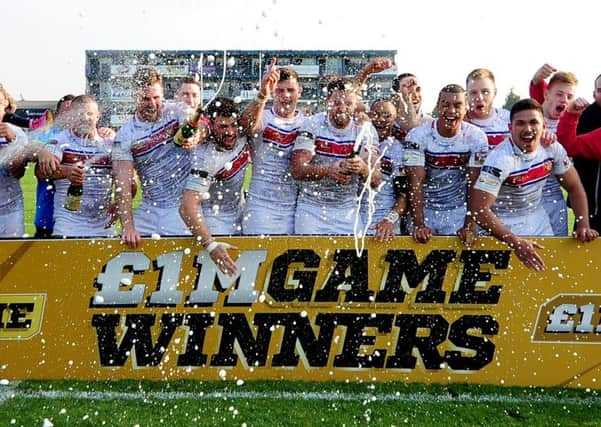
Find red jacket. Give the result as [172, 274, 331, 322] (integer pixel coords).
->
[557, 111, 601, 160]
[529, 80, 547, 104]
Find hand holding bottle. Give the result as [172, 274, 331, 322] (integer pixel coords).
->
[64, 163, 85, 211]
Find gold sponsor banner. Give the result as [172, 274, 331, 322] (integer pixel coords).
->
[0, 294, 45, 340]
[1, 236, 600, 388]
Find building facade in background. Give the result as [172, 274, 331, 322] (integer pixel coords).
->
[85, 50, 397, 128]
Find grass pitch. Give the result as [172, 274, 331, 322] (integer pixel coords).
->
[1, 380, 600, 426]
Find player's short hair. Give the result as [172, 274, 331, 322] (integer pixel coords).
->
[71, 94, 96, 108]
[326, 77, 355, 96]
[132, 67, 163, 92]
[179, 77, 200, 88]
[205, 97, 239, 120]
[369, 97, 395, 109]
[279, 67, 299, 82]
[466, 68, 496, 86]
[56, 94, 75, 113]
[437, 84, 465, 104]
[548, 71, 578, 90]
[510, 98, 543, 122]
[595, 74, 601, 87]
[392, 73, 417, 92]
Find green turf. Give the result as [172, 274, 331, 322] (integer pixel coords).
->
[1, 380, 600, 426]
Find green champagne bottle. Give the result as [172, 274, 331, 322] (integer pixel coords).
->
[173, 108, 203, 146]
[64, 182, 84, 211]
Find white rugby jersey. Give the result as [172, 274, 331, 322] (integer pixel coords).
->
[371, 136, 405, 217]
[541, 117, 564, 199]
[293, 113, 379, 209]
[185, 136, 250, 221]
[0, 125, 28, 215]
[112, 104, 191, 209]
[468, 108, 510, 148]
[403, 120, 489, 210]
[247, 108, 305, 208]
[47, 130, 113, 221]
[474, 138, 571, 217]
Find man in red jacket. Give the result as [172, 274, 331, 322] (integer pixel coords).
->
[557, 97, 601, 159]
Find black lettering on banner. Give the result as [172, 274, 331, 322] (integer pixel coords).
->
[0, 303, 6, 327]
[6, 303, 34, 329]
[92, 314, 183, 366]
[445, 315, 498, 370]
[266, 250, 320, 302]
[386, 314, 449, 369]
[177, 314, 215, 366]
[314, 250, 372, 302]
[210, 313, 274, 367]
[333, 314, 394, 368]
[271, 313, 338, 367]
[376, 250, 455, 303]
[449, 250, 509, 304]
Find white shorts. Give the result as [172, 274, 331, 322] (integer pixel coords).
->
[53, 215, 115, 238]
[500, 205, 553, 237]
[0, 208, 24, 238]
[242, 204, 295, 235]
[542, 194, 568, 236]
[134, 202, 191, 236]
[294, 202, 361, 235]
[423, 206, 466, 236]
[204, 211, 242, 236]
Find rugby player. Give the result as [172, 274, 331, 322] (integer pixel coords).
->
[113, 67, 199, 249]
[240, 58, 306, 235]
[290, 77, 381, 235]
[404, 84, 489, 244]
[0, 83, 59, 237]
[471, 98, 597, 270]
[465, 68, 511, 148]
[39, 95, 117, 237]
[365, 99, 408, 241]
[180, 97, 248, 276]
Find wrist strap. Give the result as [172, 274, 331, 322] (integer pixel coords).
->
[385, 211, 400, 224]
[205, 241, 219, 253]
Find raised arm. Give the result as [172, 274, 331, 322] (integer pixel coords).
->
[354, 57, 393, 90]
[239, 57, 279, 137]
[529, 63, 555, 104]
[557, 98, 601, 159]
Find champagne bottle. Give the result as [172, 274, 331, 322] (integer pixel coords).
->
[64, 182, 83, 211]
[64, 163, 84, 211]
[173, 107, 203, 146]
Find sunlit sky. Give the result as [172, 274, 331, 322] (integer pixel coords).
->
[3, 0, 599, 111]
